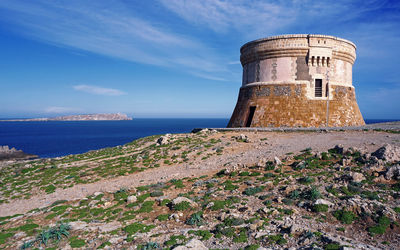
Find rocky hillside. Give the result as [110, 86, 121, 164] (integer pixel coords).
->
[0, 129, 399, 249]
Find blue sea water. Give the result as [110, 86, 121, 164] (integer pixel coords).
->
[0, 119, 229, 158]
[0, 118, 397, 158]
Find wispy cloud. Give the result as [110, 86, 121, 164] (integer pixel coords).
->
[45, 106, 80, 113]
[73, 85, 126, 96]
[158, 0, 295, 36]
[0, 0, 230, 80]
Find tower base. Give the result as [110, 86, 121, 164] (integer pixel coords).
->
[227, 83, 365, 128]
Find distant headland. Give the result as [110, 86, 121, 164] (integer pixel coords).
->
[1, 113, 132, 121]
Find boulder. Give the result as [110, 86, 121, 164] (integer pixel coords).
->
[173, 239, 208, 250]
[237, 134, 251, 143]
[172, 197, 197, 207]
[385, 164, 400, 180]
[349, 172, 365, 183]
[127, 195, 137, 203]
[372, 144, 400, 162]
[157, 135, 170, 145]
[274, 156, 282, 166]
[315, 199, 334, 207]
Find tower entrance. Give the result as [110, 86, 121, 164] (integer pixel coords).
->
[245, 106, 256, 127]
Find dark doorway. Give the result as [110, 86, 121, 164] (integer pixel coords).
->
[315, 79, 322, 97]
[245, 106, 256, 127]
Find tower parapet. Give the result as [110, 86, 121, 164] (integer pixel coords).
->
[228, 34, 365, 127]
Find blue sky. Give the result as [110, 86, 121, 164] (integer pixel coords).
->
[0, 0, 399, 119]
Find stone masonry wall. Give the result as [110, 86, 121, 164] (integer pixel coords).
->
[227, 84, 365, 127]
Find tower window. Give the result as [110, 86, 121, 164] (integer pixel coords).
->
[315, 79, 322, 97]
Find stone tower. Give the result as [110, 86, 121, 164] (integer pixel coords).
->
[228, 34, 365, 128]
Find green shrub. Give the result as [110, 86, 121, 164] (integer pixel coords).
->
[173, 201, 191, 211]
[139, 242, 160, 250]
[170, 179, 184, 188]
[19, 223, 39, 233]
[224, 217, 245, 226]
[210, 200, 225, 210]
[156, 214, 169, 221]
[44, 185, 56, 194]
[268, 234, 287, 245]
[224, 180, 238, 191]
[164, 235, 187, 247]
[263, 173, 276, 178]
[21, 223, 70, 248]
[243, 186, 264, 196]
[321, 152, 330, 160]
[186, 212, 204, 226]
[324, 243, 341, 250]
[150, 190, 164, 197]
[188, 230, 212, 240]
[123, 223, 155, 235]
[233, 229, 247, 243]
[333, 210, 356, 224]
[137, 201, 155, 213]
[298, 176, 315, 185]
[239, 171, 250, 176]
[312, 204, 329, 213]
[70, 237, 85, 248]
[303, 186, 321, 201]
[265, 161, 275, 170]
[368, 216, 391, 235]
[114, 189, 128, 201]
[245, 244, 260, 250]
[0, 232, 13, 244]
[137, 193, 151, 203]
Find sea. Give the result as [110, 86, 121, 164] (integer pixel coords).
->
[0, 118, 397, 158]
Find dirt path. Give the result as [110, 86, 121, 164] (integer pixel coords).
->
[1, 131, 399, 217]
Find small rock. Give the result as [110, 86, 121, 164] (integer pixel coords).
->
[274, 156, 282, 166]
[385, 164, 400, 180]
[93, 192, 103, 196]
[157, 134, 172, 145]
[69, 221, 88, 231]
[127, 195, 137, 203]
[349, 172, 365, 183]
[172, 197, 197, 207]
[13, 232, 26, 239]
[109, 236, 124, 244]
[173, 239, 208, 250]
[315, 199, 334, 207]
[372, 144, 400, 162]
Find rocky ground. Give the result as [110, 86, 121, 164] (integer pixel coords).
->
[0, 125, 399, 249]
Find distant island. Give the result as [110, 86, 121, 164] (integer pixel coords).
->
[1, 113, 132, 121]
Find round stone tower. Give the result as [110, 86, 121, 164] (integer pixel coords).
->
[228, 34, 365, 128]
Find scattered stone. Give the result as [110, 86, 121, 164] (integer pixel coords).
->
[172, 197, 197, 207]
[315, 199, 334, 207]
[385, 164, 400, 180]
[69, 221, 88, 231]
[236, 134, 251, 143]
[274, 156, 282, 166]
[349, 172, 365, 183]
[93, 192, 103, 197]
[157, 134, 172, 145]
[173, 239, 208, 250]
[372, 144, 400, 162]
[127, 195, 137, 203]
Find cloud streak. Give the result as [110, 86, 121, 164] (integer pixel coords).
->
[0, 0, 230, 80]
[73, 85, 126, 96]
